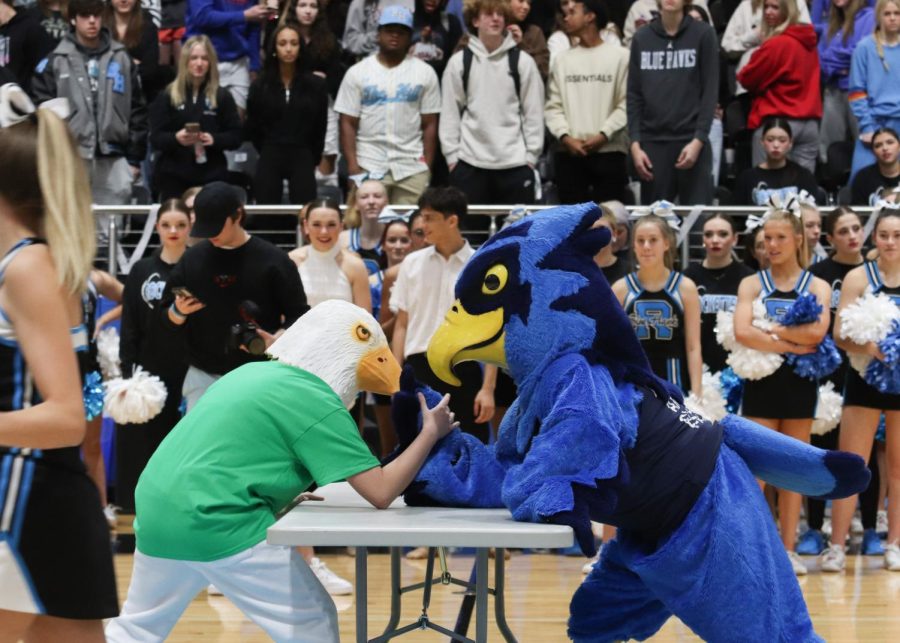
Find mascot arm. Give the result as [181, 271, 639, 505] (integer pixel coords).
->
[388, 365, 506, 508]
[500, 355, 634, 556]
[720, 414, 870, 499]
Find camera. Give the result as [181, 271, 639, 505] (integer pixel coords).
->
[230, 300, 266, 356]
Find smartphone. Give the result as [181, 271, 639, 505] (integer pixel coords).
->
[184, 122, 200, 134]
[172, 286, 196, 299]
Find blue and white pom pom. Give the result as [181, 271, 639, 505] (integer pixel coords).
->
[96, 326, 121, 380]
[839, 292, 900, 392]
[811, 381, 842, 436]
[104, 366, 167, 424]
[83, 370, 105, 421]
[785, 335, 842, 380]
[716, 307, 783, 380]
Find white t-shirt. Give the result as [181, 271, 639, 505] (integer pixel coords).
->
[389, 242, 473, 357]
[335, 54, 441, 181]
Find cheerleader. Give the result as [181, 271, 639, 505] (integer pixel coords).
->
[0, 85, 117, 637]
[612, 207, 702, 396]
[821, 206, 900, 573]
[684, 213, 753, 373]
[802, 206, 881, 556]
[734, 204, 832, 576]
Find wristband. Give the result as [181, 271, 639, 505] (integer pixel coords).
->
[169, 303, 187, 320]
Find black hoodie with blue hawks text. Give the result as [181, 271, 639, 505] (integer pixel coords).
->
[626, 15, 718, 144]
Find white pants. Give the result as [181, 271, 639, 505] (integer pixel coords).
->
[182, 365, 221, 413]
[105, 541, 339, 643]
[218, 57, 251, 110]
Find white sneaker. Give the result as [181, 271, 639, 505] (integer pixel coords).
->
[103, 504, 118, 529]
[877, 510, 889, 537]
[885, 542, 900, 572]
[787, 551, 808, 576]
[819, 544, 846, 573]
[207, 583, 223, 596]
[310, 557, 352, 596]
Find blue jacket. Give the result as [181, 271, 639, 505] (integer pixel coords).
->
[186, 0, 261, 71]
[818, 6, 875, 90]
[849, 35, 900, 132]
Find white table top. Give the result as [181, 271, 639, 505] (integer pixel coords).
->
[267, 482, 574, 549]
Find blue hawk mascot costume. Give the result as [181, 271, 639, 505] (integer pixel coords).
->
[395, 203, 870, 642]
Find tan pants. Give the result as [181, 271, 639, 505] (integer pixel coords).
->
[379, 169, 431, 205]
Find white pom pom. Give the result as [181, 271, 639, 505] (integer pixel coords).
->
[751, 297, 776, 331]
[727, 345, 783, 380]
[715, 311, 738, 352]
[812, 381, 842, 436]
[96, 327, 121, 380]
[684, 369, 729, 421]
[839, 292, 900, 345]
[104, 367, 167, 424]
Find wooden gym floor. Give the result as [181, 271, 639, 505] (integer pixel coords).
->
[112, 549, 900, 641]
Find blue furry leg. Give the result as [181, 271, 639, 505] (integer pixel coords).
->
[720, 413, 870, 499]
[615, 444, 823, 642]
[568, 540, 672, 642]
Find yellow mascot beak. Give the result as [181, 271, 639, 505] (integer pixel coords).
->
[427, 300, 506, 386]
[357, 345, 402, 395]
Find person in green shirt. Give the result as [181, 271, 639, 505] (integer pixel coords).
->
[106, 300, 456, 643]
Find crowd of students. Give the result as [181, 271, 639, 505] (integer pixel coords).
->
[4, 0, 900, 211]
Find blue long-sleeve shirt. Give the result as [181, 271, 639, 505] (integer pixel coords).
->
[848, 35, 900, 133]
[819, 7, 875, 90]
[186, 0, 261, 71]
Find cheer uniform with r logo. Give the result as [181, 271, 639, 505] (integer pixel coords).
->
[624, 270, 689, 393]
[741, 269, 819, 419]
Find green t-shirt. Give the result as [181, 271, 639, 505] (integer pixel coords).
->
[134, 361, 379, 561]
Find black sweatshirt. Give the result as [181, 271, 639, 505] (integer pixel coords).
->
[244, 72, 328, 155]
[162, 236, 309, 375]
[627, 15, 719, 144]
[120, 251, 188, 383]
[0, 11, 54, 94]
[149, 83, 242, 183]
[730, 161, 820, 206]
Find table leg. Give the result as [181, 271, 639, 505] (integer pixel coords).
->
[493, 549, 516, 642]
[383, 547, 401, 635]
[475, 549, 488, 642]
[356, 547, 367, 643]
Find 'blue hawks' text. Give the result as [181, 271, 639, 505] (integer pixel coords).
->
[640, 49, 697, 71]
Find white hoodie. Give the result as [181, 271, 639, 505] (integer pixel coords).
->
[439, 33, 545, 170]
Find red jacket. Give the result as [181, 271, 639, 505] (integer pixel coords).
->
[737, 24, 822, 130]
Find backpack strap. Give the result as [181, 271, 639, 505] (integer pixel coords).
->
[461, 47, 474, 113]
[508, 47, 521, 103]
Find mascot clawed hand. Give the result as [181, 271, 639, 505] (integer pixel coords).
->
[400, 203, 869, 643]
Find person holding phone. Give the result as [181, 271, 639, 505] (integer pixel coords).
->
[149, 34, 243, 199]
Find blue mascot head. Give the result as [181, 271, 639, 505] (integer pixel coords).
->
[427, 203, 680, 400]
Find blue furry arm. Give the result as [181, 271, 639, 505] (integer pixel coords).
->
[499, 355, 638, 555]
[405, 429, 506, 508]
[388, 365, 506, 508]
[720, 414, 870, 499]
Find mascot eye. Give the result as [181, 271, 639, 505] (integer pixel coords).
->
[355, 325, 371, 341]
[481, 265, 508, 295]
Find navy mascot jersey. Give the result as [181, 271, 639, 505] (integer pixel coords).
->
[624, 271, 689, 392]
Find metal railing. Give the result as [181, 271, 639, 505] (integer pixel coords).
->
[93, 204, 882, 275]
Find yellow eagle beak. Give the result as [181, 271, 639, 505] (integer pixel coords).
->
[426, 300, 506, 386]
[357, 345, 402, 395]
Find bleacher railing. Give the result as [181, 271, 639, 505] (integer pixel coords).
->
[94, 204, 883, 275]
